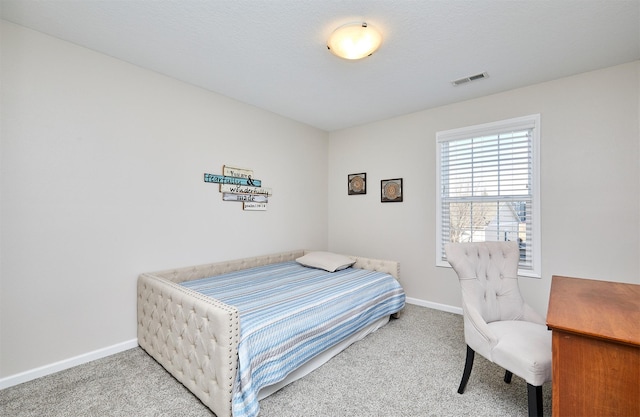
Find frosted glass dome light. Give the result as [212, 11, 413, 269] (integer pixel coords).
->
[327, 22, 382, 60]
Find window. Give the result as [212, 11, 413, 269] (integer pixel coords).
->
[436, 114, 541, 277]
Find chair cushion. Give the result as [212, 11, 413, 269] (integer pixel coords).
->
[488, 320, 552, 386]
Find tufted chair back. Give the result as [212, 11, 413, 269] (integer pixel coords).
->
[445, 241, 525, 324]
[444, 241, 551, 417]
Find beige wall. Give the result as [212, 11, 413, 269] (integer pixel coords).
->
[328, 61, 640, 316]
[0, 21, 329, 377]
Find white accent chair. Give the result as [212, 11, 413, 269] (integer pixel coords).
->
[445, 241, 551, 417]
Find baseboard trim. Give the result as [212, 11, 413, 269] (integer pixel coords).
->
[0, 338, 139, 390]
[406, 297, 463, 315]
[1, 299, 458, 390]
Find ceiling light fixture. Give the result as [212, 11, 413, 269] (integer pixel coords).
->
[327, 22, 382, 60]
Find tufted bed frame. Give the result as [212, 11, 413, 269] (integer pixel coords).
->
[137, 249, 400, 417]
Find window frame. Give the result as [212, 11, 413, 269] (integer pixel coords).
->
[435, 114, 541, 278]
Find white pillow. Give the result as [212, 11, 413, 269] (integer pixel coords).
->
[296, 251, 356, 272]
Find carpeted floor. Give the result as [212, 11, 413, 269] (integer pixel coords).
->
[0, 304, 551, 416]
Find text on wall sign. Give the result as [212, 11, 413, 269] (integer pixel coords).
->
[204, 165, 271, 211]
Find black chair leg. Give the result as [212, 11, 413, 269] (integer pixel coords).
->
[504, 370, 513, 383]
[457, 345, 475, 394]
[527, 383, 543, 417]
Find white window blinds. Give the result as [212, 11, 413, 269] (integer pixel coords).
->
[436, 115, 541, 277]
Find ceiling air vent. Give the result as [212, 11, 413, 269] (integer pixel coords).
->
[452, 72, 489, 86]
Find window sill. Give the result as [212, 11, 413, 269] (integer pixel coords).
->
[436, 261, 541, 279]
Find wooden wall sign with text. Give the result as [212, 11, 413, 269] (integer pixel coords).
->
[222, 193, 268, 203]
[204, 173, 262, 187]
[219, 184, 272, 196]
[204, 165, 271, 211]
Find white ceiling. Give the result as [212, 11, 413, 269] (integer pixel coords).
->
[2, 1, 639, 132]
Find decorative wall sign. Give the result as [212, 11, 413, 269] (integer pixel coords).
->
[223, 166, 253, 179]
[220, 184, 272, 196]
[204, 165, 271, 211]
[204, 173, 262, 187]
[222, 193, 268, 203]
[381, 178, 403, 202]
[348, 173, 366, 195]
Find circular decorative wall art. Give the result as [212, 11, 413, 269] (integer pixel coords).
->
[351, 176, 364, 192]
[384, 182, 399, 199]
[381, 178, 403, 202]
[348, 173, 367, 195]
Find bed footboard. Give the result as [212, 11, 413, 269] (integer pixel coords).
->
[137, 274, 240, 417]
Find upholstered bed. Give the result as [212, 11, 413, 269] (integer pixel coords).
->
[137, 250, 404, 417]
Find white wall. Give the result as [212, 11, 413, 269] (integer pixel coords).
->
[2, 18, 639, 385]
[0, 21, 329, 378]
[328, 61, 640, 316]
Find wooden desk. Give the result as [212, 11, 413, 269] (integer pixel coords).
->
[546, 276, 640, 417]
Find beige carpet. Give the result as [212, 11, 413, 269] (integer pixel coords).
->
[0, 304, 551, 416]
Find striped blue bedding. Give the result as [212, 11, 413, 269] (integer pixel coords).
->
[180, 260, 405, 417]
